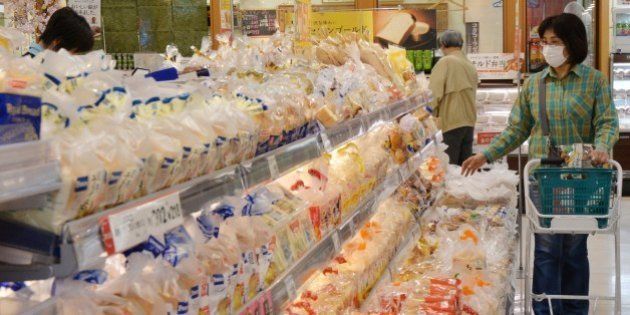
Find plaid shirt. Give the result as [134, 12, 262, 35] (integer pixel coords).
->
[483, 64, 619, 162]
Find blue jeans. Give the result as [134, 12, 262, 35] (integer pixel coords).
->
[533, 234, 589, 315]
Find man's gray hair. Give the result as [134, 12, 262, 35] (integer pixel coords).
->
[439, 30, 464, 48]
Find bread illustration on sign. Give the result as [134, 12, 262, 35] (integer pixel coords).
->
[377, 12, 430, 45]
[410, 22, 430, 41]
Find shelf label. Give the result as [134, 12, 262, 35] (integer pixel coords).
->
[284, 275, 297, 300]
[267, 155, 280, 179]
[331, 230, 341, 252]
[348, 217, 356, 236]
[319, 132, 334, 152]
[100, 192, 183, 254]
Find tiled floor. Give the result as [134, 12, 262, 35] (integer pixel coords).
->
[513, 198, 630, 314]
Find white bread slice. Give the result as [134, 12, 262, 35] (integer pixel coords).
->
[410, 21, 430, 41]
[376, 13, 415, 45]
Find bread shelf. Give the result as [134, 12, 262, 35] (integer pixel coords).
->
[237, 135, 439, 314]
[0, 141, 61, 210]
[0, 93, 432, 282]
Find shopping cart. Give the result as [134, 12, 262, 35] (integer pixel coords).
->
[523, 159, 623, 315]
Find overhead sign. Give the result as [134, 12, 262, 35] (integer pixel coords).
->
[67, 0, 101, 36]
[100, 192, 183, 254]
[465, 22, 480, 54]
[311, 11, 373, 38]
[468, 53, 523, 80]
[242, 10, 278, 37]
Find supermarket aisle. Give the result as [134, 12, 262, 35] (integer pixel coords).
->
[514, 198, 630, 314]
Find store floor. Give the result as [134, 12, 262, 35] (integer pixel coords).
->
[513, 198, 630, 314]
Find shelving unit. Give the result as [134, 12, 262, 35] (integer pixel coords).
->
[0, 93, 432, 282]
[238, 134, 440, 314]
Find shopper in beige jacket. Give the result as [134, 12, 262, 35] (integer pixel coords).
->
[429, 30, 479, 165]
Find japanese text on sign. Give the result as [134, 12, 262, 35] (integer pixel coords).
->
[242, 10, 278, 37]
[468, 53, 523, 80]
[310, 11, 373, 39]
[67, 0, 101, 28]
[100, 192, 184, 254]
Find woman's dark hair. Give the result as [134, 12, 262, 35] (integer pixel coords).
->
[39, 7, 94, 53]
[538, 13, 588, 65]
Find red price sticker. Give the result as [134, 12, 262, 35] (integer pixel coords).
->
[100, 192, 183, 254]
[477, 132, 501, 145]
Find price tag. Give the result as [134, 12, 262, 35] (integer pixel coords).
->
[100, 192, 183, 254]
[319, 132, 333, 153]
[284, 275, 297, 300]
[331, 230, 341, 252]
[348, 217, 357, 236]
[267, 155, 280, 179]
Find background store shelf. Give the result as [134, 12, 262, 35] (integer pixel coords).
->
[0, 93, 432, 281]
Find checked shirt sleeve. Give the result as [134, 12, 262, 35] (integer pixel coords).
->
[593, 75, 619, 153]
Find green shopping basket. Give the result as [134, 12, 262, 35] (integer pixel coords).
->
[531, 167, 615, 228]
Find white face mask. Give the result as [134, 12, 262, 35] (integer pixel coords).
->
[542, 45, 567, 68]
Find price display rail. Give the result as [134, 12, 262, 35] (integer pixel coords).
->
[0, 93, 431, 282]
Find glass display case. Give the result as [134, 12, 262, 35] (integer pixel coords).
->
[611, 53, 630, 182]
[613, 8, 630, 53]
[473, 86, 521, 154]
[611, 53, 630, 132]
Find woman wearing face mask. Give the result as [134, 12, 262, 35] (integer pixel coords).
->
[462, 13, 618, 315]
[25, 7, 94, 57]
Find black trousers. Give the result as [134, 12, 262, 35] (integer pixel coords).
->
[443, 126, 474, 166]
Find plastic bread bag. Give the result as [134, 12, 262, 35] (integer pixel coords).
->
[399, 113, 426, 153]
[0, 129, 108, 233]
[145, 112, 206, 184]
[184, 107, 220, 176]
[219, 102, 259, 162]
[203, 99, 245, 168]
[438, 165, 518, 208]
[0, 27, 28, 54]
[40, 89, 73, 139]
[194, 196, 246, 242]
[135, 119, 186, 194]
[91, 118, 151, 203]
[39, 49, 84, 91]
[54, 270, 132, 315]
[0, 281, 55, 315]
[150, 258, 191, 315]
[79, 50, 115, 73]
[169, 110, 217, 179]
[328, 142, 368, 216]
[285, 272, 356, 314]
[134, 122, 182, 195]
[86, 122, 144, 208]
[359, 123, 402, 174]
[223, 216, 273, 254]
[100, 253, 170, 314]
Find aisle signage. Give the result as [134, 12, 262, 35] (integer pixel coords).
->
[284, 11, 374, 40]
[220, 0, 234, 32]
[465, 22, 479, 54]
[468, 53, 522, 80]
[310, 11, 373, 39]
[67, 0, 101, 28]
[100, 192, 184, 254]
[242, 10, 278, 37]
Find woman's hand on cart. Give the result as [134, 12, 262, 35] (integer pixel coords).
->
[590, 150, 610, 166]
[461, 153, 488, 176]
